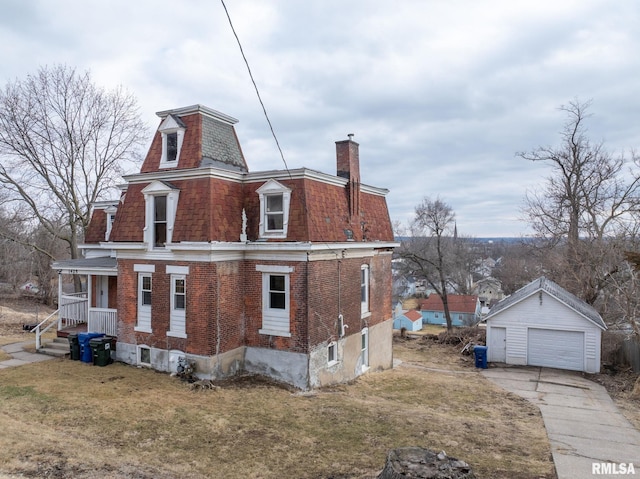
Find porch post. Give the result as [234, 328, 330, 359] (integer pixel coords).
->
[57, 271, 63, 329]
[87, 274, 92, 332]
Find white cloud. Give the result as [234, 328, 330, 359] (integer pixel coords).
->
[1, 0, 639, 237]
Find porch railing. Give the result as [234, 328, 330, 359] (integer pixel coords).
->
[59, 292, 88, 328]
[88, 308, 118, 337]
[32, 309, 59, 350]
[58, 292, 118, 337]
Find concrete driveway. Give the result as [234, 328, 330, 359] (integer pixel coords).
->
[482, 366, 640, 479]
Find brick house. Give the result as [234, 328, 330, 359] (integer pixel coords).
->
[51, 104, 398, 389]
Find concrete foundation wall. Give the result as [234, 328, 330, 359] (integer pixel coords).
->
[309, 318, 393, 388]
[117, 318, 392, 389]
[244, 347, 309, 389]
[116, 341, 246, 379]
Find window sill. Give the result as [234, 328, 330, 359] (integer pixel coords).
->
[167, 331, 187, 339]
[327, 360, 339, 368]
[259, 328, 291, 338]
[134, 327, 152, 333]
[361, 311, 372, 319]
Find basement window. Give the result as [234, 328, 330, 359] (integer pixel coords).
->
[138, 346, 151, 366]
[327, 342, 338, 366]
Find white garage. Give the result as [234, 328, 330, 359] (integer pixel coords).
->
[485, 277, 606, 373]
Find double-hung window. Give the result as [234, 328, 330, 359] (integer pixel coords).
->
[257, 265, 294, 337]
[266, 194, 284, 231]
[142, 181, 180, 251]
[154, 195, 167, 247]
[257, 179, 291, 239]
[134, 264, 155, 332]
[361, 264, 370, 317]
[167, 265, 189, 338]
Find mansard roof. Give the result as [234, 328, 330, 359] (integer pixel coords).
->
[86, 104, 396, 246]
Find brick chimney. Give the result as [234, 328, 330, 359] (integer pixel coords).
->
[336, 135, 361, 223]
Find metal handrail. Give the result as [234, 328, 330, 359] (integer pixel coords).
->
[31, 309, 59, 350]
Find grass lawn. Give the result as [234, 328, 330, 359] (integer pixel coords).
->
[0, 330, 555, 479]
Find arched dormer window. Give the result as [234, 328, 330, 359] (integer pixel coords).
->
[142, 181, 180, 250]
[257, 179, 291, 239]
[158, 114, 186, 168]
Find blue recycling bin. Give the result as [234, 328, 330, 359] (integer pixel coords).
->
[474, 345, 488, 369]
[78, 332, 105, 363]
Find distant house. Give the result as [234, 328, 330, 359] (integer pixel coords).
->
[472, 277, 504, 315]
[485, 277, 606, 373]
[420, 295, 481, 327]
[393, 309, 423, 332]
[49, 104, 398, 390]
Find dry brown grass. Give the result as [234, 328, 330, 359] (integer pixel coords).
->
[0, 333, 556, 479]
[0, 297, 555, 478]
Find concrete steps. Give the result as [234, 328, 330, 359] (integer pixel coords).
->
[38, 337, 70, 358]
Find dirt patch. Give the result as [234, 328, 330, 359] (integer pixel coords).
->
[0, 294, 55, 345]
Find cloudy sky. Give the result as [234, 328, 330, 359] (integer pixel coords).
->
[2, 0, 640, 237]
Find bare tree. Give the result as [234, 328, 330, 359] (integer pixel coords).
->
[399, 197, 466, 331]
[519, 99, 640, 305]
[0, 65, 147, 265]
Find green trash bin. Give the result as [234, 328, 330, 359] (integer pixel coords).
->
[89, 337, 112, 367]
[68, 333, 80, 361]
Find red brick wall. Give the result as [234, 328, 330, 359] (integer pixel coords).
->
[242, 260, 309, 353]
[306, 252, 393, 348]
[115, 252, 392, 358]
[117, 259, 245, 356]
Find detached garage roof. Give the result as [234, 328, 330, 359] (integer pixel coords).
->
[486, 276, 606, 330]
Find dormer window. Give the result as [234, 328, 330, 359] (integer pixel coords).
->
[166, 132, 178, 162]
[257, 179, 291, 239]
[142, 181, 180, 250]
[266, 194, 284, 230]
[104, 205, 118, 241]
[158, 114, 186, 168]
[154, 195, 167, 247]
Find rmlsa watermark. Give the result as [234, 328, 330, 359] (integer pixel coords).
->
[592, 462, 636, 475]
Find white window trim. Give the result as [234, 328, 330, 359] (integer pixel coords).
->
[361, 264, 371, 317]
[135, 272, 153, 333]
[167, 265, 189, 275]
[327, 341, 338, 367]
[142, 181, 180, 250]
[168, 273, 187, 338]
[257, 264, 294, 337]
[134, 264, 156, 273]
[104, 205, 118, 241]
[257, 179, 291, 239]
[158, 115, 186, 168]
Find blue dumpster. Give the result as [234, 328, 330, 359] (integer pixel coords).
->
[78, 332, 105, 363]
[474, 345, 488, 369]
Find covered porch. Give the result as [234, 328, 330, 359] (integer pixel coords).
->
[52, 257, 119, 338]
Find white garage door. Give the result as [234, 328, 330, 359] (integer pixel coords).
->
[527, 328, 584, 371]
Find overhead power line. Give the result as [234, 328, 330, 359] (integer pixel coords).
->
[219, 0, 290, 173]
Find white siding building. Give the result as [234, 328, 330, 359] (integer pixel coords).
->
[485, 277, 606, 374]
